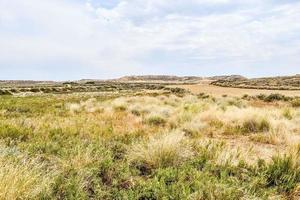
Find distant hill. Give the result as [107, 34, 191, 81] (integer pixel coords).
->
[113, 75, 247, 83]
[211, 75, 300, 90]
[2, 75, 299, 90]
[207, 75, 247, 81]
[0, 80, 56, 86]
[115, 75, 203, 83]
[0, 75, 248, 86]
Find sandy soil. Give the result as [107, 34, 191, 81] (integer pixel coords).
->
[176, 83, 300, 97]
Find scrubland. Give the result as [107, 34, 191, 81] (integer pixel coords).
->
[211, 75, 300, 90]
[0, 90, 300, 199]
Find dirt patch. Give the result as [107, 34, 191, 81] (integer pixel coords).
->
[175, 83, 300, 97]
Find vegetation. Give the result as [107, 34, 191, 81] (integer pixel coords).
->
[211, 75, 300, 90]
[0, 87, 299, 199]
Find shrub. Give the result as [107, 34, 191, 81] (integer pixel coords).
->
[128, 132, 193, 172]
[113, 105, 127, 112]
[282, 108, 293, 120]
[146, 115, 167, 126]
[242, 94, 249, 100]
[291, 98, 300, 107]
[257, 93, 290, 102]
[197, 93, 210, 99]
[131, 109, 141, 116]
[168, 87, 187, 96]
[242, 118, 270, 133]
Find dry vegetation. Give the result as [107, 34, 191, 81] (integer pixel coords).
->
[211, 75, 300, 90]
[0, 85, 300, 199]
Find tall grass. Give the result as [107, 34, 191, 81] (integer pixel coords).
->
[128, 132, 193, 171]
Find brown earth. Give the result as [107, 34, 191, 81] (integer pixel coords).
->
[176, 83, 300, 97]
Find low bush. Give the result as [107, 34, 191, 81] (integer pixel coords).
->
[113, 105, 127, 112]
[242, 118, 270, 133]
[146, 115, 167, 126]
[291, 98, 300, 107]
[257, 93, 290, 102]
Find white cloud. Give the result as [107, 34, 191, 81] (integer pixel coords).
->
[0, 0, 299, 79]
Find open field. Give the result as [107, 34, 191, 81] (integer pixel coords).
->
[177, 83, 300, 97]
[0, 85, 300, 199]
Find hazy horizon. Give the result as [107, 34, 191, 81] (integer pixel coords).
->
[1, 0, 300, 80]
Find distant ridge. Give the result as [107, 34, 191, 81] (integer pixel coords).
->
[112, 75, 247, 83]
[115, 75, 203, 83]
[212, 75, 300, 90]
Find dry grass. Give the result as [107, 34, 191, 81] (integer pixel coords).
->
[128, 131, 193, 170]
[0, 148, 53, 199]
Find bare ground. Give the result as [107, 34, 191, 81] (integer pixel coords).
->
[176, 83, 300, 97]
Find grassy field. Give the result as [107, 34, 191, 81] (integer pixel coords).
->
[0, 86, 300, 199]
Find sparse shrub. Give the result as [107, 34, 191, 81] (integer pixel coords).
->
[168, 87, 187, 96]
[128, 132, 193, 171]
[113, 105, 127, 112]
[146, 115, 167, 126]
[291, 98, 300, 107]
[226, 99, 244, 108]
[257, 93, 290, 102]
[265, 93, 289, 102]
[242, 94, 249, 100]
[242, 118, 270, 133]
[198, 93, 210, 99]
[131, 109, 141, 116]
[282, 108, 293, 120]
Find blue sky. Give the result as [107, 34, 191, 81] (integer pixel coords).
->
[0, 0, 299, 80]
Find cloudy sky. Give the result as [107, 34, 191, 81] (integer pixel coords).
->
[0, 0, 299, 80]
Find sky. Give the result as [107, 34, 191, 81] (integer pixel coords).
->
[0, 0, 300, 80]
